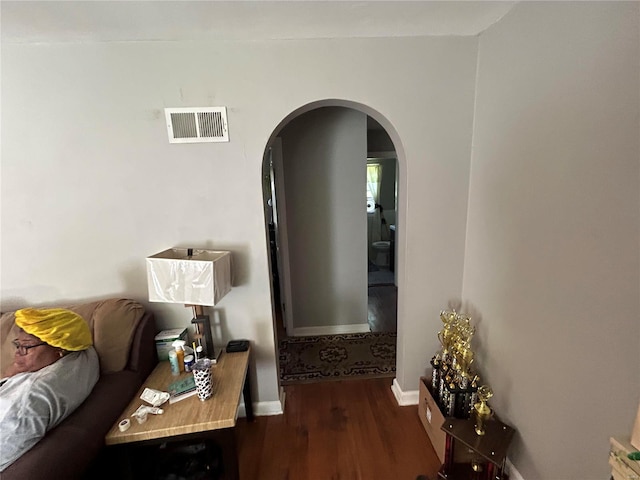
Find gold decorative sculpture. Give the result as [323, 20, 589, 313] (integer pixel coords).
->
[473, 385, 494, 435]
[437, 311, 457, 363]
[431, 310, 481, 418]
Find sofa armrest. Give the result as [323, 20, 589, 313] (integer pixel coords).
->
[0, 300, 157, 480]
[125, 311, 157, 381]
[0, 371, 142, 480]
[0, 425, 103, 480]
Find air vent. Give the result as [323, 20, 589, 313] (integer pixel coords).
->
[164, 107, 229, 143]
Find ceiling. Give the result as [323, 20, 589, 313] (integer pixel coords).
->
[1, 1, 517, 44]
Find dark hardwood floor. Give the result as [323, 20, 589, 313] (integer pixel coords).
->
[237, 377, 440, 480]
[367, 284, 397, 332]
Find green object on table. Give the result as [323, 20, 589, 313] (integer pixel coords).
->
[167, 376, 196, 396]
[628, 451, 640, 461]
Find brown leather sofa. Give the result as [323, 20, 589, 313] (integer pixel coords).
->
[0, 298, 157, 480]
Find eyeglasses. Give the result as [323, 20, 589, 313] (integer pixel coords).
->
[12, 340, 47, 356]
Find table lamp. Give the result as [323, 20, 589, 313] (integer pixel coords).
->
[146, 247, 232, 362]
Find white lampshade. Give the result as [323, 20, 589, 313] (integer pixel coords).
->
[146, 248, 232, 306]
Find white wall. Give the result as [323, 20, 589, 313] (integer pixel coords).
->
[280, 107, 368, 332]
[1, 36, 478, 404]
[464, 3, 640, 478]
[6, 6, 632, 476]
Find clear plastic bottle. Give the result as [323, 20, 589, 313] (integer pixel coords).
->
[168, 350, 180, 376]
[173, 340, 186, 373]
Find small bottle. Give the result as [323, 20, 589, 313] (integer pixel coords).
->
[184, 354, 195, 372]
[173, 340, 186, 373]
[168, 350, 180, 376]
[195, 345, 204, 361]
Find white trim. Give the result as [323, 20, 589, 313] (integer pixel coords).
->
[391, 378, 419, 406]
[279, 387, 286, 412]
[291, 323, 370, 337]
[270, 137, 295, 337]
[506, 459, 525, 480]
[237, 400, 283, 418]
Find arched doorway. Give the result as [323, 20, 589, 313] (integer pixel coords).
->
[262, 100, 406, 387]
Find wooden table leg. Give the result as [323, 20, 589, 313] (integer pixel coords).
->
[219, 428, 239, 480]
[243, 368, 254, 421]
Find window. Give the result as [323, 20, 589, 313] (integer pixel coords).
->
[366, 163, 381, 213]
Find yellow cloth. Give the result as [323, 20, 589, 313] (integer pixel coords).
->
[15, 308, 92, 352]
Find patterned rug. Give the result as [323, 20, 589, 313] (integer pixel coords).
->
[279, 332, 396, 384]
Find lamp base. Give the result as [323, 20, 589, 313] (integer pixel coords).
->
[209, 346, 223, 364]
[193, 343, 223, 364]
[191, 313, 218, 364]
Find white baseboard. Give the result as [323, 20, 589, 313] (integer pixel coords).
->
[391, 378, 419, 406]
[290, 323, 370, 336]
[506, 459, 524, 480]
[279, 386, 286, 411]
[237, 400, 283, 418]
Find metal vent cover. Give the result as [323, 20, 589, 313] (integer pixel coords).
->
[164, 107, 229, 143]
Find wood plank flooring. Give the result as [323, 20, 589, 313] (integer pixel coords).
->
[367, 284, 397, 333]
[236, 377, 441, 480]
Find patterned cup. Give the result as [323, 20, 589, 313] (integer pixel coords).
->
[192, 359, 213, 401]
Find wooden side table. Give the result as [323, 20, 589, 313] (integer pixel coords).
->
[609, 436, 640, 480]
[105, 348, 253, 479]
[438, 417, 515, 480]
